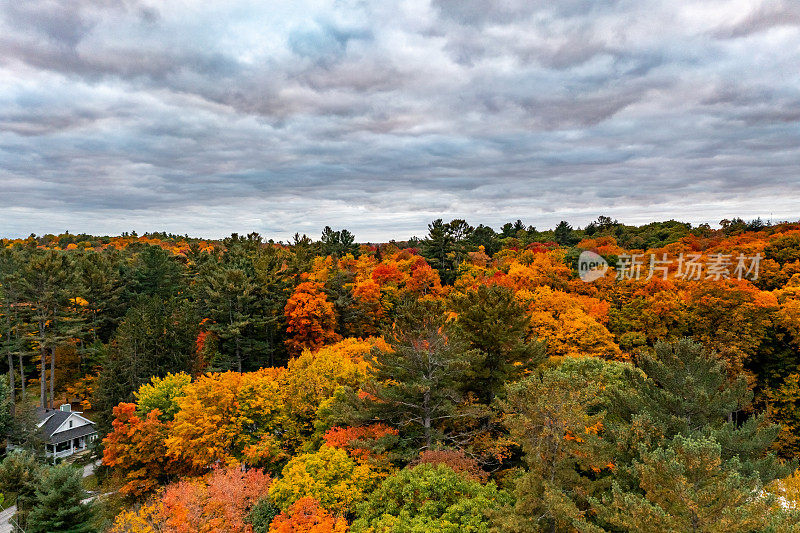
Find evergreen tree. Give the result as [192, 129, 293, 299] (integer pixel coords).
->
[252, 244, 292, 368]
[320, 226, 359, 258]
[498, 358, 628, 533]
[500, 219, 527, 239]
[421, 219, 474, 284]
[0, 376, 13, 440]
[24, 250, 72, 408]
[127, 244, 184, 300]
[247, 496, 281, 533]
[469, 224, 501, 256]
[25, 464, 94, 533]
[420, 219, 452, 280]
[590, 340, 796, 531]
[9, 399, 45, 452]
[597, 436, 789, 533]
[553, 220, 578, 246]
[0, 248, 28, 407]
[74, 249, 124, 344]
[324, 266, 377, 339]
[609, 339, 792, 485]
[363, 298, 481, 450]
[451, 284, 546, 403]
[94, 296, 197, 433]
[195, 252, 262, 372]
[0, 449, 41, 517]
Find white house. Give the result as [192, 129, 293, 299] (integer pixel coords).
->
[37, 404, 98, 461]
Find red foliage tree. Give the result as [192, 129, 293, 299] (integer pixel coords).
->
[103, 403, 189, 497]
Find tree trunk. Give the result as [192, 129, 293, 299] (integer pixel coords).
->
[50, 345, 56, 409]
[6, 355, 14, 416]
[423, 388, 431, 450]
[236, 336, 242, 373]
[39, 319, 47, 408]
[4, 314, 14, 414]
[18, 351, 25, 397]
[40, 345, 47, 408]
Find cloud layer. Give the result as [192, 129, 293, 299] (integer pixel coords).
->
[1, 0, 799, 241]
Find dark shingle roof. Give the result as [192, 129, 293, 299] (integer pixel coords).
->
[37, 409, 71, 438]
[49, 424, 98, 445]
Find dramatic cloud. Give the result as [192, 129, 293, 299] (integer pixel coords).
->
[1, 0, 798, 241]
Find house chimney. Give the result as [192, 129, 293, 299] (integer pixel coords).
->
[60, 403, 71, 412]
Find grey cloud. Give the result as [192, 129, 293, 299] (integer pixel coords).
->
[714, 0, 800, 39]
[0, 37, 239, 83]
[1, 0, 158, 47]
[3, 3, 94, 47]
[432, 0, 623, 26]
[0, 0, 799, 240]
[0, 109, 103, 136]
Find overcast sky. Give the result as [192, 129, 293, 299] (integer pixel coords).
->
[1, 0, 798, 242]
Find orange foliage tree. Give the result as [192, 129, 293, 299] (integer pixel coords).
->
[323, 424, 399, 469]
[284, 281, 339, 355]
[520, 286, 623, 360]
[161, 466, 271, 533]
[268, 497, 348, 533]
[110, 465, 270, 533]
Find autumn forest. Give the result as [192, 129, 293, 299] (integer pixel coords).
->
[2, 216, 800, 532]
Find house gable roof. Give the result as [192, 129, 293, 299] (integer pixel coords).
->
[37, 409, 71, 438]
[37, 409, 96, 439]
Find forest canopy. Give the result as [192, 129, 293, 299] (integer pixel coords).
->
[2, 217, 800, 531]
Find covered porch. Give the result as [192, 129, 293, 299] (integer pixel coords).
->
[45, 426, 98, 462]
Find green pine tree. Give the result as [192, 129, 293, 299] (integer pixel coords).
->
[420, 219, 474, 284]
[25, 464, 94, 533]
[498, 357, 629, 533]
[94, 296, 198, 433]
[24, 250, 73, 409]
[127, 244, 184, 300]
[608, 339, 793, 485]
[196, 252, 262, 373]
[363, 298, 482, 451]
[597, 436, 787, 533]
[451, 284, 545, 403]
[0, 449, 41, 518]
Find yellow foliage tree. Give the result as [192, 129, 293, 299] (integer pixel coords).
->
[521, 286, 623, 360]
[166, 369, 288, 468]
[281, 338, 380, 450]
[269, 444, 380, 516]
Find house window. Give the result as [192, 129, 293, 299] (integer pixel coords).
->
[69, 420, 73, 428]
